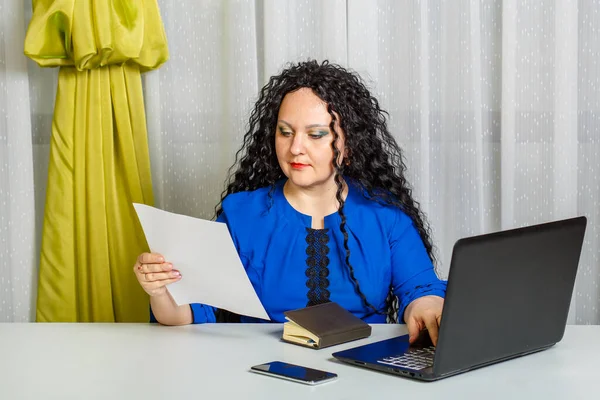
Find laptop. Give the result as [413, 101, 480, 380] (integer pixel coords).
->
[333, 216, 587, 381]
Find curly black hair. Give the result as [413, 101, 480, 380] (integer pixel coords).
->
[215, 60, 435, 322]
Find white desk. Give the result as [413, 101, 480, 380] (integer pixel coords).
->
[0, 323, 597, 399]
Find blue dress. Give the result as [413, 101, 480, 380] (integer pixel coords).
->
[181, 179, 447, 324]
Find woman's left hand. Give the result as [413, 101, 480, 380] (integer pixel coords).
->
[403, 295, 444, 346]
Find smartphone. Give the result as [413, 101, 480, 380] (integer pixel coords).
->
[250, 361, 338, 385]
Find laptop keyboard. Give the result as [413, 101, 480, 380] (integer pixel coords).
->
[377, 346, 436, 370]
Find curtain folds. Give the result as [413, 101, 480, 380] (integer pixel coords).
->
[5, 0, 597, 325]
[145, 0, 599, 324]
[24, 0, 168, 322]
[0, 0, 37, 322]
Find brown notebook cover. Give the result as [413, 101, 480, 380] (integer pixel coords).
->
[282, 302, 372, 349]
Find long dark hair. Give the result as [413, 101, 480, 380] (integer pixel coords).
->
[215, 60, 435, 321]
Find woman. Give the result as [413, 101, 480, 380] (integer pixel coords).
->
[134, 60, 446, 345]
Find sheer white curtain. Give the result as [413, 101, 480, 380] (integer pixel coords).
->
[347, 0, 599, 324]
[0, 0, 55, 322]
[145, 0, 599, 324]
[0, 0, 36, 321]
[143, 0, 259, 218]
[2, 0, 598, 324]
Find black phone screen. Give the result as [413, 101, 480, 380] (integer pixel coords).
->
[251, 361, 337, 384]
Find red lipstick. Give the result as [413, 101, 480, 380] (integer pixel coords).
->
[290, 162, 309, 170]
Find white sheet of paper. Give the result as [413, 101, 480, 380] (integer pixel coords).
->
[133, 203, 269, 320]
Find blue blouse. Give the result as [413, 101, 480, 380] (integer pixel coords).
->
[182, 179, 447, 324]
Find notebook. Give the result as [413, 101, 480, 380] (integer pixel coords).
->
[282, 302, 372, 349]
[333, 216, 587, 381]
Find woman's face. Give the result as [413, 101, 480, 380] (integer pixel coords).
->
[275, 88, 345, 191]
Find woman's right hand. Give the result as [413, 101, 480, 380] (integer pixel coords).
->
[134, 252, 182, 297]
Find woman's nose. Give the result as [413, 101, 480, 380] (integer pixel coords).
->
[290, 134, 306, 155]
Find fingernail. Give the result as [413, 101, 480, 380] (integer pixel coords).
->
[171, 271, 180, 277]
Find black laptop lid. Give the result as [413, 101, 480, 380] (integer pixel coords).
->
[433, 216, 587, 376]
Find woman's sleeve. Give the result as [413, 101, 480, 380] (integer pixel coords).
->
[182, 211, 231, 324]
[389, 209, 447, 322]
[188, 303, 217, 324]
[149, 303, 216, 324]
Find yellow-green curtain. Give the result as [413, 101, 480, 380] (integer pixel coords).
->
[24, 0, 168, 322]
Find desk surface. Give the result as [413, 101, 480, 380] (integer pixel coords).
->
[0, 323, 598, 399]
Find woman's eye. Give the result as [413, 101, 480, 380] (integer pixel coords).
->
[278, 128, 292, 136]
[309, 130, 329, 139]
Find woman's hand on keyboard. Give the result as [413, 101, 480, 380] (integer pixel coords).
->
[134, 252, 182, 297]
[403, 295, 444, 346]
